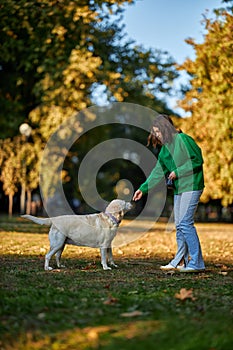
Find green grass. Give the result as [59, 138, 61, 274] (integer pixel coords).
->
[0, 216, 233, 349]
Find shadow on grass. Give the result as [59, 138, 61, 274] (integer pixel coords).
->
[0, 222, 233, 350]
[1, 252, 233, 350]
[0, 215, 48, 233]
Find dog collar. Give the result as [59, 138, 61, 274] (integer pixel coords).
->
[104, 212, 121, 226]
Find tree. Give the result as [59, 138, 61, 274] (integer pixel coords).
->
[0, 139, 18, 215]
[0, 134, 41, 215]
[0, 0, 180, 214]
[0, 0, 178, 139]
[0, 0, 107, 137]
[177, 9, 233, 206]
[16, 136, 42, 214]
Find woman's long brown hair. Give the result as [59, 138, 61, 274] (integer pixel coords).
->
[147, 114, 179, 148]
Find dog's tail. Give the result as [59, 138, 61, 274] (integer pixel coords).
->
[21, 215, 52, 226]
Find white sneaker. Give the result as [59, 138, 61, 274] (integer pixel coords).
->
[176, 264, 185, 270]
[160, 263, 176, 270]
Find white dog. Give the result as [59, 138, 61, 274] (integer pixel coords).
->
[22, 199, 132, 271]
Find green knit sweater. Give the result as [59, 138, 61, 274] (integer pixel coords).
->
[139, 133, 204, 195]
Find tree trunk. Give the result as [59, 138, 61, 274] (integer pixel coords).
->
[26, 189, 31, 215]
[8, 194, 13, 217]
[20, 183, 26, 214]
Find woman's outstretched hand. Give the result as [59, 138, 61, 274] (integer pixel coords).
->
[132, 190, 143, 201]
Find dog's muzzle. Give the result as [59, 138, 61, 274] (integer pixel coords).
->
[126, 202, 134, 211]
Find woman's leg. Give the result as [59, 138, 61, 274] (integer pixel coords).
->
[176, 190, 205, 270]
[170, 193, 189, 267]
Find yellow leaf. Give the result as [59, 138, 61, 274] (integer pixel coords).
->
[103, 295, 118, 305]
[175, 288, 196, 301]
[120, 310, 143, 317]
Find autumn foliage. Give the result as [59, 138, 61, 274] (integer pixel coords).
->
[177, 11, 233, 206]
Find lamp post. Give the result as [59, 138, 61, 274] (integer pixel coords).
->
[19, 123, 32, 138]
[19, 123, 32, 214]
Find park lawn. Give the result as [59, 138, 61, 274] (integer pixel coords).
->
[0, 217, 233, 350]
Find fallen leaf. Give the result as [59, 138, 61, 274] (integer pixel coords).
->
[81, 262, 97, 270]
[104, 284, 111, 289]
[175, 288, 196, 301]
[120, 310, 143, 317]
[37, 312, 46, 320]
[218, 271, 228, 276]
[103, 295, 118, 305]
[165, 270, 175, 276]
[215, 264, 228, 269]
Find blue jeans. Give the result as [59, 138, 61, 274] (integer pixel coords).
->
[170, 190, 205, 270]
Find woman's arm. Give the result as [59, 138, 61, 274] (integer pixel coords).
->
[136, 158, 166, 195]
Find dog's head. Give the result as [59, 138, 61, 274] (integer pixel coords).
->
[105, 199, 132, 223]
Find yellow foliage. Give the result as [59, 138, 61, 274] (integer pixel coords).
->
[177, 12, 233, 206]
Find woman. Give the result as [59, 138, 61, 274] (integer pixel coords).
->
[133, 115, 205, 272]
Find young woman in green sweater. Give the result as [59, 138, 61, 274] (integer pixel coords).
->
[133, 115, 205, 272]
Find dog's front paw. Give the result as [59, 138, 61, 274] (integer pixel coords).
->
[45, 266, 53, 271]
[102, 265, 112, 270]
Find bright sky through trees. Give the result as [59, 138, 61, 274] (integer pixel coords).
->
[123, 0, 223, 114]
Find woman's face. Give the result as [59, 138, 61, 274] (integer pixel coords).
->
[153, 127, 163, 144]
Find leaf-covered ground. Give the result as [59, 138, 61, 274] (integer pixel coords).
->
[0, 217, 232, 350]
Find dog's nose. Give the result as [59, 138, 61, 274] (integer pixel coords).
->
[127, 202, 134, 210]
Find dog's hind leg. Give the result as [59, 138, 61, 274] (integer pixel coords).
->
[55, 244, 65, 268]
[45, 244, 65, 270]
[45, 246, 62, 270]
[45, 228, 66, 270]
[107, 247, 118, 268]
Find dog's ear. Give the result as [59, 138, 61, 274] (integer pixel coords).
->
[105, 200, 122, 213]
